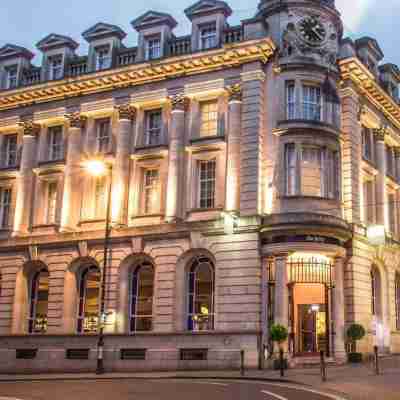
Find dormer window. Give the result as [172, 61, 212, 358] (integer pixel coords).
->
[95, 46, 111, 71]
[49, 56, 63, 80]
[145, 37, 161, 60]
[199, 23, 217, 50]
[6, 67, 17, 89]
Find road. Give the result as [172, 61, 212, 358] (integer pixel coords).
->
[0, 378, 347, 400]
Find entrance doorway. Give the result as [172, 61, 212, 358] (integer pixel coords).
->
[291, 283, 330, 356]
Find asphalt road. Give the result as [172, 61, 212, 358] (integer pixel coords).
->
[0, 378, 347, 400]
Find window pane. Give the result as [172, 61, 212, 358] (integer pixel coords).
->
[285, 144, 296, 195]
[96, 119, 110, 153]
[302, 85, 321, 121]
[83, 268, 100, 333]
[94, 177, 106, 218]
[145, 110, 162, 145]
[200, 101, 218, 137]
[301, 147, 321, 196]
[200, 24, 217, 49]
[47, 182, 58, 224]
[286, 83, 296, 120]
[198, 160, 216, 209]
[30, 270, 49, 333]
[143, 169, 159, 214]
[0, 188, 11, 228]
[49, 126, 63, 160]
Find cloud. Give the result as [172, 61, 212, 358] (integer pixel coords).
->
[335, 0, 375, 32]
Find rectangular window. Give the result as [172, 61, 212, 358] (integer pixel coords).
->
[96, 119, 111, 153]
[94, 177, 106, 219]
[95, 47, 111, 71]
[0, 187, 12, 228]
[363, 180, 374, 224]
[198, 160, 216, 209]
[286, 82, 296, 120]
[300, 147, 322, 197]
[6, 68, 17, 89]
[144, 110, 162, 146]
[143, 169, 159, 215]
[46, 182, 58, 225]
[48, 126, 63, 161]
[145, 37, 161, 60]
[388, 193, 396, 234]
[49, 56, 63, 80]
[2, 134, 18, 168]
[200, 24, 217, 50]
[285, 144, 296, 195]
[200, 101, 218, 137]
[362, 126, 372, 161]
[302, 85, 321, 121]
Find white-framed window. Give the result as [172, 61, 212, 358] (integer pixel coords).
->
[145, 37, 161, 60]
[144, 110, 162, 146]
[95, 46, 111, 71]
[286, 82, 296, 120]
[2, 134, 18, 168]
[302, 85, 322, 121]
[142, 169, 159, 215]
[6, 67, 17, 89]
[199, 23, 217, 50]
[48, 126, 63, 161]
[49, 56, 63, 80]
[46, 181, 58, 225]
[198, 159, 216, 209]
[284, 144, 339, 199]
[95, 119, 111, 153]
[200, 101, 218, 137]
[94, 176, 106, 219]
[0, 187, 12, 228]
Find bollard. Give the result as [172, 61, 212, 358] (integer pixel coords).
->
[374, 345, 379, 375]
[279, 348, 284, 377]
[320, 350, 327, 382]
[240, 349, 245, 376]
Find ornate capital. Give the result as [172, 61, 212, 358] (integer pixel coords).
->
[357, 104, 367, 122]
[116, 104, 136, 121]
[373, 125, 388, 142]
[226, 84, 242, 102]
[18, 120, 41, 137]
[65, 112, 87, 129]
[169, 93, 189, 112]
[393, 147, 400, 158]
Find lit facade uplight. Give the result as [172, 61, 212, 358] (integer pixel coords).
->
[83, 159, 107, 177]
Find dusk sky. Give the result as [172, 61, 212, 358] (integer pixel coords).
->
[0, 0, 399, 66]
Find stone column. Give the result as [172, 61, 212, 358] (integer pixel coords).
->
[374, 127, 387, 227]
[111, 104, 135, 226]
[165, 93, 186, 222]
[394, 147, 400, 182]
[225, 84, 242, 213]
[13, 121, 39, 236]
[333, 257, 346, 362]
[60, 112, 86, 232]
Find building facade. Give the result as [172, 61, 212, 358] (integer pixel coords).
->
[0, 0, 400, 372]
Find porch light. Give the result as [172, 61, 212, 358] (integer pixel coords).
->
[367, 225, 386, 245]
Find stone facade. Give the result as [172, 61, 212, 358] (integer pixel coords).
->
[0, 0, 400, 373]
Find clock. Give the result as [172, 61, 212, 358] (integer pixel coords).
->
[298, 16, 327, 45]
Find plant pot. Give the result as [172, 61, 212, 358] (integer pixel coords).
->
[273, 358, 288, 370]
[348, 352, 363, 363]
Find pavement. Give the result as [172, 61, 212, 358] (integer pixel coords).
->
[0, 357, 398, 400]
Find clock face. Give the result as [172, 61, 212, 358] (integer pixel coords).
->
[298, 16, 327, 45]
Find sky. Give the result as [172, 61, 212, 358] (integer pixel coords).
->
[0, 0, 399, 66]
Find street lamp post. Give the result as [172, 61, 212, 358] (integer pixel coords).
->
[83, 159, 113, 375]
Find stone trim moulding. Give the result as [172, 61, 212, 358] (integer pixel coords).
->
[0, 38, 276, 112]
[339, 57, 400, 130]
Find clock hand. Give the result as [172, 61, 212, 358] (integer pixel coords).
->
[311, 26, 324, 41]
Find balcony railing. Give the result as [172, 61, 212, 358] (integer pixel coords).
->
[117, 48, 137, 67]
[224, 26, 243, 44]
[21, 68, 41, 86]
[68, 60, 88, 77]
[169, 36, 192, 57]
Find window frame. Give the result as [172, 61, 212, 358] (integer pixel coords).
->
[2, 134, 18, 168]
[46, 181, 58, 225]
[94, 175, 107, 219]
[144, 109, 162, 146]
[95, 118, 111, 154]
[197, 159, 216, 209]
[199, 23, 217, 50]
[49, 56, 63, 81]
[396, 272, 400, 330]
[362, 126, 373, 162]
[95, 46, 112, 71]
[0, 186, 12, 229]
[145, 36, 161, 60]
[6, 67, 18, 89]
[286, 82, 296, 120]
[48, 125, 64, 161]
[28, 268, 49, 334]
[141, 168, 160, 215]
[302, 84, 322, 121]
[199, 100, 218, 138]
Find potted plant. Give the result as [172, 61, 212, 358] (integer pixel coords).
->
[270, 324, 289, 370]
[346, 323, 366, 363]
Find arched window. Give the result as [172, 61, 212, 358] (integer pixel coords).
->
[187, 256, 214, 331]
[129, 261, 154, 332]
[371, 266, 381, 317]
[395, 273, 400, 330]
[28, 268, 49, 333]
[77, 266, 100, 333]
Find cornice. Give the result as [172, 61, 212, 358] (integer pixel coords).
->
[0, 38, 276, 112]
[339, 57, 400, 130]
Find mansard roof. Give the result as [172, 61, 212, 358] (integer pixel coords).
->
[0, 43, 34, 61]
[184, 0, 232, 20]
[82, 22, 127, 42]
[131, 10, 178, 31]
[355, 36, 384, 61]
[36, 33, 79, 52]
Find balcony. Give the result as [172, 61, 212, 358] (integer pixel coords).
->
[169, 36, 191, 57]
[117, 47, 137, 67]
[223, 26, 243, 45]
[21, 67, 41, 87]
[68, 57, 88, 77]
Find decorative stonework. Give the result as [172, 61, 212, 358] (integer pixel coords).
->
[373, 126, 388, 141]
[169, 93, 189, 111]
[18, 120, 41, 136]
[65, 112, 87, 129]
[226, 84, 242, 102]
[116, 104, 136, 120]
[394, 147, 400, 158]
